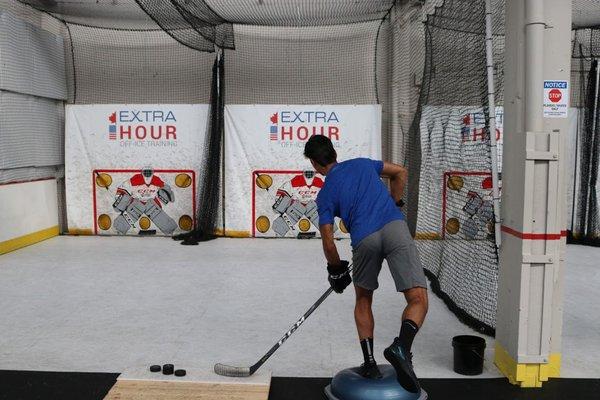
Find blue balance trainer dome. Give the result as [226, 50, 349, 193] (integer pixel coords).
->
[325, 365, 428, 400]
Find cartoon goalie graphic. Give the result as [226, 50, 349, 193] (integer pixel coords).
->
[271, 170, 325, 237]
[112, 166, 178, 235]
[444, 174, 498, 241]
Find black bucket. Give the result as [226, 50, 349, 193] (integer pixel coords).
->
[452, 335, 486, 375]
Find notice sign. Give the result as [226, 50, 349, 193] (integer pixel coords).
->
[543, 80, 569, 118]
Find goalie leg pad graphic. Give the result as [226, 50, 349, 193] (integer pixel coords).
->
[114, 214, 132, 234]
[113, 192, 132, 212]
[286, 201, 305, 225]
[305, 200, 319, 227]
[145, 203, 177, 235]
[273, 193, 293, 214]
[462, 217, 480, 240]
[272, 215, 291, 237]
[476, 200, 494, 222]
[126, 199, 146, 221]
[463, 191, 483, 217]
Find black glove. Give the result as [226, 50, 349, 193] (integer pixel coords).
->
[396, 199, 405, 208]
[327, 260, 352, 294]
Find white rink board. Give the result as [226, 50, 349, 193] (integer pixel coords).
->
[224, 105, 381, 236]
[65, 104, 208, 235]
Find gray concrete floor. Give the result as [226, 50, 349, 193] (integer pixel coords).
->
[0, 237, 598, 378]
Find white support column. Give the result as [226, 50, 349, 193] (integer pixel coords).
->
[494, 0, 572, 388]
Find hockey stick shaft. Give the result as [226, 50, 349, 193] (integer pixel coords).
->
[215, 264, 352, 377]
[250, 285, 334, 371]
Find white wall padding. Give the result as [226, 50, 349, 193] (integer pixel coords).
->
[0, 179, 59, 243]
[0, 90, 64, 170]
[0, 10, 67, 100]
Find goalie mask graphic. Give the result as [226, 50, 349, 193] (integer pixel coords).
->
[141, 166, 154, 184]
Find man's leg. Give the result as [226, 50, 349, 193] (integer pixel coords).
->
[354, 285, 374, 339]
[384, 286, 427, 393]
[354, 285, 382, 379]
[382, 220, 428, 393]
[397, 287, 428, 374]
[351, 230, 384, 379]
[402, 286, 428, 327]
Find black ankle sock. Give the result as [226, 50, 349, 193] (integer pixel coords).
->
[360, 338, 376, 364]
[399, 319, 419, 353]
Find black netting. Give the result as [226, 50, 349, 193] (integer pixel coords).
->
[405, 0, 504, 335]
[573, 0, 600, 29]
[134, 0, 234, 51]
[209, 0, 394, 26]
[569, 29, 600, 246]
[175, 53, 224, 244]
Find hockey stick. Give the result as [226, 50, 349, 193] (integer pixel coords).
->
[214, 264, 353, 377]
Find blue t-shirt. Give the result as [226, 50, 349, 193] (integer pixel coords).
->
[316, 158, 404, 247]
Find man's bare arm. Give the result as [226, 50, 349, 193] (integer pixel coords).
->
[381, 161, 408, 203]
[319, 224, 341, 266]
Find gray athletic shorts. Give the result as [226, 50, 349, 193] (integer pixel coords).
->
[352, 219, 427, 292]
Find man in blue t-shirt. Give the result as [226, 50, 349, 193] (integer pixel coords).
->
[303, 135, 428, 394]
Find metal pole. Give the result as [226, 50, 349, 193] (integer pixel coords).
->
[219, 48, 226, 236]
[485, 0, 502, 248]
[584, 58, 600, 234]
[570, 53, 584, 234]
[525, 0, 545, 133]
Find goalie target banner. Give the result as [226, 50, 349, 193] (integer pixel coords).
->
[415, 105, 504, 239]
[65, 104, 209, 236]
[224, 105, 382, 238]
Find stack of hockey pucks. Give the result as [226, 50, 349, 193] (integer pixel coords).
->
[149, 363, 186, 376]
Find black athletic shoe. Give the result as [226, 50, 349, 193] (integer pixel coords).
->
[384, 337, 420, 393]
[359, 362, 383, 379]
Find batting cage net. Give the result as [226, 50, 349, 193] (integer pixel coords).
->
[569, 27, 600, 247]
[403, 0, 505, 335]
[4, 0, 503, 332]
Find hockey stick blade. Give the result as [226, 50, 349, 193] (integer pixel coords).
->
[214, 363, 252, 377]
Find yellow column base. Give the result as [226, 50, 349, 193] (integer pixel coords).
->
[0, 226, 59, 255]
[494, 342, 561, 387]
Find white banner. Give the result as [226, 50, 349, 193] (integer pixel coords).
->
[65, 104, 209, 236]
[415, 105, 582, 237]
[224, 105, 382, 237]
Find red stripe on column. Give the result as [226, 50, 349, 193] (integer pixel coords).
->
[501, 225, 565, 240]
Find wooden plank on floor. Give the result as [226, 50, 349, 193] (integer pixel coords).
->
[103, 367, 271, 400]
[104, 380, 270, 400]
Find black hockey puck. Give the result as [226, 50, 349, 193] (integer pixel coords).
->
[162, 364, 174, 375]
[149, 365, 161, 373]
[174, 369, 186, 377]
